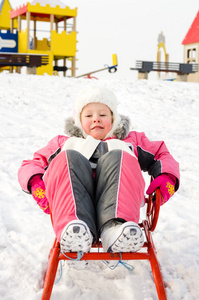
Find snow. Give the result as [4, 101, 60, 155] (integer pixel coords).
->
[0, 73, 199, 300]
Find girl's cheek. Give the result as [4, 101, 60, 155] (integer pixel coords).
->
[81, 119, 91, 131]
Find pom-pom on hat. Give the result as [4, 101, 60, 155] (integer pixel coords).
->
[74, 85, 121, 139]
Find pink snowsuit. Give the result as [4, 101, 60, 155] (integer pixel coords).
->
[18, 117, 180, 242]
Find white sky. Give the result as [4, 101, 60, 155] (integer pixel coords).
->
[8, 0, 199, 79]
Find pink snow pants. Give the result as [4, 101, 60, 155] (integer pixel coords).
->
[44, 149, 145, 242]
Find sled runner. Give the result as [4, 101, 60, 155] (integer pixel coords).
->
[41, 187, 167, 300]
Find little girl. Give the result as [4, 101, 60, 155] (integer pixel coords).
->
[18, 85, 180, 254]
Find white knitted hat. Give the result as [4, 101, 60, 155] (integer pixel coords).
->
[74, 85, 121, 139]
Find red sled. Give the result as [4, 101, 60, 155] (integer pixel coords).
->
[41, 188, 167, 300]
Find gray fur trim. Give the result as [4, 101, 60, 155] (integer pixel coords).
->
[113, 115, 130, 140]
[64, 115, 130, 140]
[65, 117, 84, 138]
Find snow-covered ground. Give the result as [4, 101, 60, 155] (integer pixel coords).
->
[0, 73, 199, 300]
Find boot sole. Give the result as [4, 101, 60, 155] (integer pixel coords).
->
[60, 220, 92, 253]
[108, 222, 144, 253]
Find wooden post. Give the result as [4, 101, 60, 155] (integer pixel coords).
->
[71, 17, 76, 77]
[157, 51, 161, 78]
[16, 67, 21, 74]
[63, 58, 66, 77]
[9, 19, 14, 73]
[176, 74, 188, 82]
[26, 11, 31, 74]
[16, 16, 22, 73]
[72, 16, 76, 32]
[71, 57, 76, 77]
[26, 11, 30, 50]
[64, 16, 67, 32]
[63, 17, 67, 77]
[18, 15, 21, 32]
[50, 14, 55, 73]
[10, 18, 13, 33]
[33, 20, 37, 50]
[50, 14, 54, 31]
[55, 19, 58, 32]
[138, 72, 149, 80]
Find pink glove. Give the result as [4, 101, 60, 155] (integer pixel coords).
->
[30, 175, 50, 214]
[146, 174, 176, 205]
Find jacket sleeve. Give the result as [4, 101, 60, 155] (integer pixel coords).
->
[128, 131, 180, 191]
[18, 135, 66, 193]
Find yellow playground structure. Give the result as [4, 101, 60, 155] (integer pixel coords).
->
[0, 0, 77, 76]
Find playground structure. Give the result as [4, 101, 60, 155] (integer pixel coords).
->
[131, 60, 198, 81]
[1, 2, 198, 81]
[131, 31, 199, 81]
[156, 31, 169, 78]
[0, 0, 77, 76]
[0, 1, 118, 78]
[182, 10, 199, 82]
[76, 53, 118, 79]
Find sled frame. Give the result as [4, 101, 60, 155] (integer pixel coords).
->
[41, 188, 167, 300]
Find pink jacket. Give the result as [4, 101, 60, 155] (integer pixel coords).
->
[18, 130, 180, 194]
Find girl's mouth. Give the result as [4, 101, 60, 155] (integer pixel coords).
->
[92, 126, 103, 130]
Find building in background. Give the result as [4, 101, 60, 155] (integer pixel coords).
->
[182, 10, 199, 82]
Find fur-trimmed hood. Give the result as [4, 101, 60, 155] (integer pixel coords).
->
[64, 115, 131, 140]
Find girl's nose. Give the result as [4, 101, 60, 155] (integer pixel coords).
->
[93, 115, 101, 122]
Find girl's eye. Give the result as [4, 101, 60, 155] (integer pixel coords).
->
[86, 115, 92, 117]
[100, 114, 106, 117]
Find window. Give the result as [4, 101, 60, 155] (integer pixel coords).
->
[187, 48, 197, 63]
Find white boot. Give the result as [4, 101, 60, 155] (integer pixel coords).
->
[101, 221, 144, 252]
[60, 220, 93, 253]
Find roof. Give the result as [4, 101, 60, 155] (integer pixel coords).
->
[0, 0, 18, 30]
[182, 10, 199, 45]
[0, 0, 11, 13]
[30, 0, 66, 8]
[10, 1, 77, 22]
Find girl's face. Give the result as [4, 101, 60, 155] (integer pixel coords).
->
[80, 103, 113, 140]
